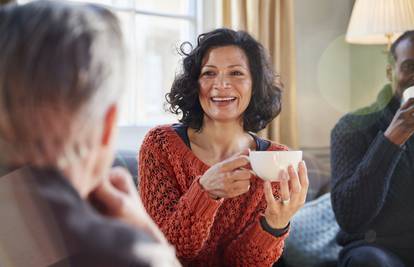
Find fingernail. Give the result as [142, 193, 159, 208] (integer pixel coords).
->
[302, 160, 307, 168]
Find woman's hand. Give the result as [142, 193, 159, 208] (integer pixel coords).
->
[199, 151, 253, 199]
[263, 161, 309, 229]
[89, 167, 167, 244]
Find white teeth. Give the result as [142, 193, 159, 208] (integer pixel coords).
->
[211, 97, 236, 102]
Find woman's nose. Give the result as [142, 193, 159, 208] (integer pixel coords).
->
[213, 73, 230, 89]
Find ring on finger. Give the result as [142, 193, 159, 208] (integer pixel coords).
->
[281, 198, 290, 205]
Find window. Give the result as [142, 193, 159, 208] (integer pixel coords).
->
[76, 0, 200, 126]
[19, 0, 201, 127]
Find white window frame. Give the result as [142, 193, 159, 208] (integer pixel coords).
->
[117, 0, 220, 151]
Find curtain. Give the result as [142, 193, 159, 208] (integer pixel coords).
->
[221, 0, 299, 148]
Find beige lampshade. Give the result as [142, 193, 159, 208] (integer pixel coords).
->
[346, 0, 414, 44]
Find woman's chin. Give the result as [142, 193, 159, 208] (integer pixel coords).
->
[206, 114, 243, 123]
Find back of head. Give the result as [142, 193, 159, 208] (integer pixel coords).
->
[0, 1, 124, 167]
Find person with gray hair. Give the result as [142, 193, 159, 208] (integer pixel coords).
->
[0, 1, 179, 266]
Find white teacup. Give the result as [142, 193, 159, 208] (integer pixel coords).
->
[402, 86, 414, 104]
[249, 150, 303, 181]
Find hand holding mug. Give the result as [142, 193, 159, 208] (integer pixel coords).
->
[199, 150, 253, 199]
[262, 161, 309, 229]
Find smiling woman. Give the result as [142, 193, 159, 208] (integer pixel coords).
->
[167, 28, 282, 132]
[198, 46, 252, 124]
[138, 28, 310, 266]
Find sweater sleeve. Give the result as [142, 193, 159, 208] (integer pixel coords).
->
[224, 218, 288, 266]
[138, 129, 223, 260]
[330, 118, 404, 233]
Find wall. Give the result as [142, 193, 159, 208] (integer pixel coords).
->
[350, 45, 388, 110]
[294, 0, 388, 149]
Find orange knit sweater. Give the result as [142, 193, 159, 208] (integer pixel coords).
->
[138, 125, 289, 267]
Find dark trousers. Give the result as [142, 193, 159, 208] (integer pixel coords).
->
[338, 243, 405, 267]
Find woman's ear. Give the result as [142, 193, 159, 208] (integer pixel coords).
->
[101, 104, 118, 146]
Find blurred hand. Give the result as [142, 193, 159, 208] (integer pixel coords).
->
[89, 167, 167, 244]
[199, 150, 253, 199]
[263, 161, 309, 229]
[384, 98, 414, 145]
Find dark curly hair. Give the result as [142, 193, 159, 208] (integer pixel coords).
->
[166, 28, 282, 132]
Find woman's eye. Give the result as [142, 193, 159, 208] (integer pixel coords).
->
[201, 71, 215, 77]
[230, 70, 243, 76]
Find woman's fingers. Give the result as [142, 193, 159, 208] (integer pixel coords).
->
[298, 161, 308, 187]
[234, 148, 250, 157]
[220, 155, 250, 172]
[263, 180, 276, 206]
[230, 168, 252, 181]
[297, 161, 309, 203]
[279, 170, 291, 203]
[287, 165, 301, 194]
[232, 179, 250, 189]
[229, 179, 251, 196]
[263, 162, 310, 229]
[203, 168, 252, 198]
[224, 169, 251, 197]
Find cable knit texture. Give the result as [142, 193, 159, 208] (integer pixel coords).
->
[139, 125, 289, 267]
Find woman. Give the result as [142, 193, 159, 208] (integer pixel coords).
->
[139, 28, 309, 266]
[0, 2, 177, 266]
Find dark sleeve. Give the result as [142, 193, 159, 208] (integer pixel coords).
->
[260, 217, 290, 237]
[37, 174, 175, 267]
[53, 201, 159, 267]
[330, 117, 404, 233]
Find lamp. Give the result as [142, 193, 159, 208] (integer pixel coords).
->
[346, 0, 414, 50]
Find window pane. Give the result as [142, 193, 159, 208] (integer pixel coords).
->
[135, 0, 192, 16]
[116, 11, 140, 126]
[117, 13, 193, 126]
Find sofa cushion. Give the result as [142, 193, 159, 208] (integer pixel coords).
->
[112, 150, 138, 186]
[283, 193, 340, 267]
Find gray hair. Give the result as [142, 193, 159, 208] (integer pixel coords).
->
[0, 0, 125, 167]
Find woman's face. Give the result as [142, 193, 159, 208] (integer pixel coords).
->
[198, 45, 252, 124]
